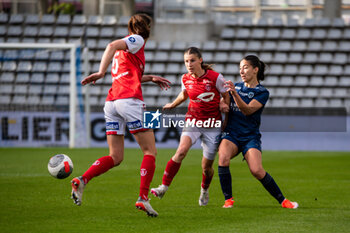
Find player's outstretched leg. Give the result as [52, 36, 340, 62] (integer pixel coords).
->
[71, 176, 85, 206]
[135, 197, 158, 217]
[281, 199, 299, 209]
[151, 184, 168, 199]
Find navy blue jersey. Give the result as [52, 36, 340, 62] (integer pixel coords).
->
[224, 82, 269, 140]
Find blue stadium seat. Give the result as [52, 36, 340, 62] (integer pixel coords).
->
[202, 41, 217, 51]
[294, 76, 309, 86]
[251, 28, 265, 39]
[220, 28, 234, 39]
[102, 15, 116, 26]
[41, 14, 55, 24]
[9, 14, 24, 24]
[56, 15, 71, 25]
[235, 28, 250, 39]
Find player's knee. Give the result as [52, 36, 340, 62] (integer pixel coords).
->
[218, 154, 230, 166]
[250, 168, 265, 179]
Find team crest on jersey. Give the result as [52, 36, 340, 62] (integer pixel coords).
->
[128, 36, 136, 43]
[248, 92, 254, 98]
[205, 84, 211, 91]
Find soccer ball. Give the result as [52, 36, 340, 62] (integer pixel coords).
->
[48, 154, 73, 179]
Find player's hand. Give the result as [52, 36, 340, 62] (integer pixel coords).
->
[152, 75, 171, 90]
[224, 80, 235, 92]
[163, 103, 174, 110]
[81, 72, 104, 85]
[220, 101, 229, 113]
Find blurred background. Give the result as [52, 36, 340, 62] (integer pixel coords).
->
[0, 0, 349, 151]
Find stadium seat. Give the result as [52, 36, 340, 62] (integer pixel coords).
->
[319, 88, 333, 97]
[220, 28, 235, 39]
[46, 73, 60, 84]
[288, 53, 303, 63]
[0, 94, 11, 104]
[2, 61, 17, 72]
[56, 15, 71, 25]
[339, 77, 350, 86]
[322, 41, 338, 52]
[329, 99, 343, 108]
[251, 28, 265, 39]
[228, 52, 243, 63]
[47, 62, 62, 73]
[154, 51, 168, 62]
[324, 76, 338, 86]
[314, 64, 328, 76]
[281, 28, 296, 39]
[273, 53, 288, 63]
[236, 28, 250, 39]
[0, 72, 15, 83]
[53, 26, 69, 37]
[332, 17, 345, 27]
[57, 85, 70, 95]
[261, 41, 277, 51]
[327, 28, 342, 39]
[14, 84, 27, 94]
[259, 52, 273, 63]
[338, 41, 350, 52]
[318, 52, 333, 63]
[247, 40, 262, 51]
[291, 41, 307, 52]
[72, 15, 86, 25]
[32, 62, 47, 72]
[312, 28, 327, 39]
[38, 26, 54, 37]
[270, 98, 285, 107]
[117, 16, 130, 26]
[17, 61, 32, 72]
[158, 41, 172, 50]
[289, 87, 304, 97]
[56, 95, 69, 105]
[303, 18, 316, 27]
[284, 65, 298, 76]
[41, 14, 55, 24]
[224, 63, 239, 75]
[309, 76, 323, 86]
[317, 18, 331, 27]
[333, 53, 347, 65]
[102, 15, 116, 26]
[280, 76, 294, 86]
[307, 41, 322, 52]
[168, 51, 183, 62]
[151, 63, 166, 74]
[268, 64, 283, 76]
[265, 28, 280, 40]
[298, 64, 313, 76]
[41, 95, 56, 105]
[202, 41, 217, 51]
[166, 63, 181, 74]
[7, 26, 22, 37]
[0, 13, 8, 24]
[86, 27, 99, 38]
[202, 52, 214, 62]
[334, 88, 348, 98]
[300, 98, 314, 107]
[217, 41, 232, 51]
[0, 84, 13, 94]
[264, 76, 279, 86]
[87, 15, 102, 25]
[232, 40, 247, 51]
[304, 53, 317, 63]
[115, 27, 128, 38]
[97, 39, 110, 49]
[9, 14, 24, 24]
[172, 41, 187, 51]
[285, 98, 299, 107]
[296, 28, 311, 40]
[295, 76, 309, 86]
[343, 29, 350, 39]
[100, 27, 114, 38]
[329, 66, 343, 76]
[23, 26, 39, 37]
[214, 52, 228, 62]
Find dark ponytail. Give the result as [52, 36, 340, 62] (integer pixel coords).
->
[243, 55, 266, 81]
[184, 47, 214, 71]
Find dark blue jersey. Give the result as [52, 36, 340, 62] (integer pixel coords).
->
[224, 82, 269, 140]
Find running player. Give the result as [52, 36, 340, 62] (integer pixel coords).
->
[218, 55, 298, 209]
[151, 47, 229, 206]
[70, 14, 171, 217]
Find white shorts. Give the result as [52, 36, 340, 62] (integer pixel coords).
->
[181, 126, 221, 161]
[104, 98, 147, 135]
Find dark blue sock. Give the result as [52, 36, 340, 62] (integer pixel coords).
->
[259, 172, 285, 204]
[218, 166, 232, 200]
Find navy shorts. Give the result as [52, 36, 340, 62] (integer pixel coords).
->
[221, 132, 262, 156]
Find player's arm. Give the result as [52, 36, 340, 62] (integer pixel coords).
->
[220, 92, 230, 129]
[141, 75, 171, 90]
[81, 39, 127, 85]
[225, 80, 263, 116]
[163, 90, 188, 110]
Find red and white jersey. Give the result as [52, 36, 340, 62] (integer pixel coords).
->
[106, 34, 145, 101]
[181, 69, 227, 122]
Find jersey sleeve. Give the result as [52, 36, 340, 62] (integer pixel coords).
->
[215, 73, 227, 93]
[181, 75, 186, 91]
[122, 35, 145, 54]
[254, 89, 269, 105]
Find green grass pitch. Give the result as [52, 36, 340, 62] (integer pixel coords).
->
[0, 148, 349, 233]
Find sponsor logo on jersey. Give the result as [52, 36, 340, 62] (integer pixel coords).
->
[127, 120, 143, 130]
[106, 122, 119, 130]
[197, 92, 215, 102]
[239, 91, 255, 98]
[128, 36, 136, 43]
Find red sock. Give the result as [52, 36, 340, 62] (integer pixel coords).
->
[201, 173, 213, 190]
[139, 155, 156, 200]
[82, 156, 115, 184]
[162, 159, 181, 186]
